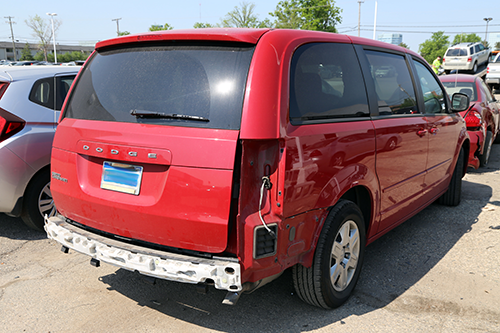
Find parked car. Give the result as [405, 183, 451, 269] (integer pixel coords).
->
[486, 52, 500, 91]
[443, 42, 491, 73]
[440, 74, 500, 168]
[0, 66, 78, 230]
[44, 29, 470, 309]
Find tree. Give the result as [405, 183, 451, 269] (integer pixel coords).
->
[25, 15, 61, 62]
[20, 43, 34, 61]
[149, 23, 173, 31]
[270, 0, 342, 32]
[398, 42, 409, 49]
[452, 33, 481, 45]
[221, 2, 267, 28]
[418, 31, 449, 64]
[193, 22, 216, 28]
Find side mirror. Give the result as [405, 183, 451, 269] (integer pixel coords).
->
[450, 93, 470, 112]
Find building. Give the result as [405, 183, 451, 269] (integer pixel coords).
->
[489, 33, 500, 49]
[377, 33, 403, 46]
[0, 41, 95, 61]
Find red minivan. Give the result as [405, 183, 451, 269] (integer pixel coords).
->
[45, 29, 470, 309]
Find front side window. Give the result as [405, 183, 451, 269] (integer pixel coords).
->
[365, 50, 418, 115]
[414, 61, 447, 114]
[289, 43, 369, 124]
[64, 43, 254, 130]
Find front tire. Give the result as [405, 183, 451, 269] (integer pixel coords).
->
[21, 169, 56, 231]
[293, 200, 366, 309]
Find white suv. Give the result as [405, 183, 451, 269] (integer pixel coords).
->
[443, 42, 491, 73]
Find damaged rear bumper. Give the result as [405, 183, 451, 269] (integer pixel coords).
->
[44, 215, 242, 292]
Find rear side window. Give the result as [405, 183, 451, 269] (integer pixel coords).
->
[289, 43, 369, 124]
[64, 43, 255, 130]
[29, 75, 75, 111]
[365, 50, 418, 115]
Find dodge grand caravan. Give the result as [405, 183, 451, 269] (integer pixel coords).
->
[45, 29, 470, 309]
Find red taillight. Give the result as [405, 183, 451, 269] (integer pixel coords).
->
[0, 107, 26, 142]
[464, 110, 482, 131]
[0, 82, 9, 99]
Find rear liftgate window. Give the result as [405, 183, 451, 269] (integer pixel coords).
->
[64, 43, 255, 130]
[289, 43, 370, 125]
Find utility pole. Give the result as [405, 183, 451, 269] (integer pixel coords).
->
[357, 1, 364, 37]
[4, 16, 17, 61]
[112, 18, 122, 36]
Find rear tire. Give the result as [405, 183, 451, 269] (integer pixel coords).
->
[439, 148, 464, 206]
[293, 200, 366, 309]
[21, 169, 56, 231]
[472, 62, 478, 73]
[479, 131, 493, 167]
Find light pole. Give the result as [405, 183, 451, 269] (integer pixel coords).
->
[46, 13, 57, 63]
[484, 18, 493, 44]
[357, 0, 364, 37]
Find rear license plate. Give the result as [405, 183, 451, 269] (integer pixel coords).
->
[100, 161, 143, 195]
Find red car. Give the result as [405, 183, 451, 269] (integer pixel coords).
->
[45, 29, 470, 309]
[441, 74, 500, 168]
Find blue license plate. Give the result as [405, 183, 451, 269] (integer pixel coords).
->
[100, 161, 143, 195]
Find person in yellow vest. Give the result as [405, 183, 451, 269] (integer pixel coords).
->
[432, 56, 443, 74]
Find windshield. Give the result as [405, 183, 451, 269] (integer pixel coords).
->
[446, 48, 468, 57]
[64, 42, 255, 130]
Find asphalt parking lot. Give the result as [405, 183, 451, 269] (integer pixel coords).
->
[1, 145, 500, 333]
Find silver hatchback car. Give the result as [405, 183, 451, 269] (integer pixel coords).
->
[0, 66, 78, 230]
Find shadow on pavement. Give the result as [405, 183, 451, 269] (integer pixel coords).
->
[97, 164, 496, 331]
[0, 214, 46, 241]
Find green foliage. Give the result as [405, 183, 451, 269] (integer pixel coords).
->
[398, 42, 409, 49]
[118, 31, 131, 36]
[418, 31, 449, 64]
[452, 33, 481, 45]
[193, 22, 216, 28]
[221, 2, 268, 28]
[20, 43, 34, 61]
[270, 0, 342, 32]
[149, 23, 173, 31]
[34, 51, 90, 63]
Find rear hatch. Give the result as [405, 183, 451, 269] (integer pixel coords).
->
[51, 34, 257, 253]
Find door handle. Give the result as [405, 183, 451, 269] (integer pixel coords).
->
[417, 129, 428, 137]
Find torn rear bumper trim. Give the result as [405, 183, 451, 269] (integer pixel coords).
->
[44, 216, 242, 291]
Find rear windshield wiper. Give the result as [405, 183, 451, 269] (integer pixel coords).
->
[131, 109, 209, 122]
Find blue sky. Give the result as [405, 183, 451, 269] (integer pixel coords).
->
[1, 0, 499, 52]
